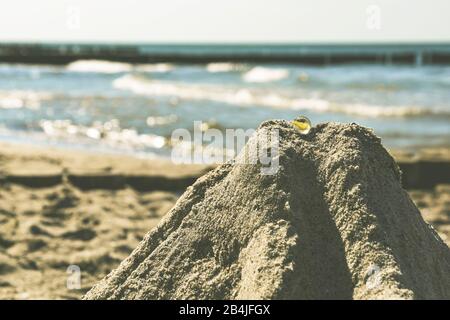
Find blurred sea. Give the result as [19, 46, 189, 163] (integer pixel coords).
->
[0, 53, 449, 158]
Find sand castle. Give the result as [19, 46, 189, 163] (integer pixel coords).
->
[84, 121, 450, 300]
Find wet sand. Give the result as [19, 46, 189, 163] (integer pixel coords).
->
[0, 141, 448, 299]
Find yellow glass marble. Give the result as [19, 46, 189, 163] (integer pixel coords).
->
[292, 116, 312, 134]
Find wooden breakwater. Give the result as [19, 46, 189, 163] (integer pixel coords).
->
[0, 42, 449, 65]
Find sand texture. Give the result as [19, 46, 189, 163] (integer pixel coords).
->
[0, 143, 209, 299]
[0, 184, 181, 299]
[84, 121, 450, 300]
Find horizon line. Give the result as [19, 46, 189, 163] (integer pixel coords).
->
[1, 40, 450, 47]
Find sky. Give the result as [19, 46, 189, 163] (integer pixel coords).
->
[0, 0, 449, 44]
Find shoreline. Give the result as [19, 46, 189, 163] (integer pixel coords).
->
[0, 141, 448, 190]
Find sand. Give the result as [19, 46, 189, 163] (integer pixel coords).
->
[0, 184, 181, 299]
[0, 142, 210, 299]
[0, 128, 449, 300]
[83, 121, 450, 300]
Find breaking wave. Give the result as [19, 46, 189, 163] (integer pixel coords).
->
[39, 119, 166, 150]
[206, 63, 244, 73]
[0, 90, 53, 109]
[66, 60, 174, 74]
[67, 60, 133, 73]
[242, 66, 289, 83]
[113, 75, 450, 118]
[137, 63, 174, 73]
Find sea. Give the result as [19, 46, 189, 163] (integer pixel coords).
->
[0, 44, 449, 160]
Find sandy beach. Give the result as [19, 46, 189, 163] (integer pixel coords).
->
[0, 138, 448, 299]
[0, 142, 211, 299]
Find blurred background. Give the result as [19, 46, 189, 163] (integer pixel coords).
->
[0, 0, 449, 158]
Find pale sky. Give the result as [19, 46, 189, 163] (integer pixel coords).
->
[0, 0, 449, 43]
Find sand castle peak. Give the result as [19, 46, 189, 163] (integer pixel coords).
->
[84, 121, 449, 300]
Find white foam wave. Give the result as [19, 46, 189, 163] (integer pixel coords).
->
[113, 75, 449, 118]
[146, 114, 178, 127]
[0, 97, 23, 109]
[137, 63, 174, 73]
[206, 63, 244, 73]
[113, 75, 258, 106]
[0, 91, 53, 109]
[242, 66, 289, 83]
[39, 119, 166, 149]
[66, 60, 133, 73]
[66, 60, 175, 74]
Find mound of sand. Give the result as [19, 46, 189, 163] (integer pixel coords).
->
[84, 121, 450, 300]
